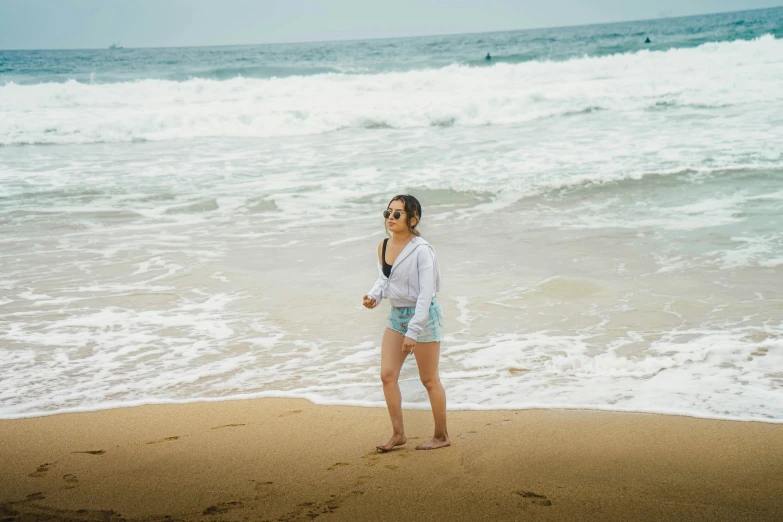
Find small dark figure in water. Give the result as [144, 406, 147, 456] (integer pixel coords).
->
[485, 53, 492, 61]
[644, 37, 651, 44]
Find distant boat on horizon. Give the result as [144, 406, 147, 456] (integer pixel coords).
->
[109, 43, 123, 50]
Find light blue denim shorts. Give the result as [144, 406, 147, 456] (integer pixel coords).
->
[387, 297, 443, 342]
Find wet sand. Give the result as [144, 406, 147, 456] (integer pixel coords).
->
[1, 398, 782, 521]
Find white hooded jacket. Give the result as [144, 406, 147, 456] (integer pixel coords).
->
[366, 236, 442, 341]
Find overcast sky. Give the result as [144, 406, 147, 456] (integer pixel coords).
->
[1, 0, 780, 50]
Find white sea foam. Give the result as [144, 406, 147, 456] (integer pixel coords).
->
[1, 322, 781, 422]
[1, 36, 782, 145]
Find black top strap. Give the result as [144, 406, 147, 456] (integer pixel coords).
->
[381, 238, 392, 277]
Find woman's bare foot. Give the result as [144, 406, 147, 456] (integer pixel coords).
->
[415, 435, 451, 450]
[376, 433, 407, 452]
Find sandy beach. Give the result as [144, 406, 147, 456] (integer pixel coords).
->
[0, 399, 781, 521]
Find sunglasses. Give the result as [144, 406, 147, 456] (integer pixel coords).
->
[383, 209, 406, 220]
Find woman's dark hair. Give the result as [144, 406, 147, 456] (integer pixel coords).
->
[385, 194, 422, 237]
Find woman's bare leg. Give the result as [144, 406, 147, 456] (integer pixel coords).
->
[413, 341, 450, 450]
[377, 328, 409, 451]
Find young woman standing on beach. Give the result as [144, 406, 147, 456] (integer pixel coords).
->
[362, 195, 450, 451]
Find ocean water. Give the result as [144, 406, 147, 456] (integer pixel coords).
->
[1, 7, 782, 421]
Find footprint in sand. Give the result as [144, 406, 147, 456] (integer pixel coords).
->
[327, 462, 350, 471]
[278, 489, 370, 521]
[384, 464, 398, 470]
[146, 436, 180, 445]
[211, 423, 246, 429]
[62, 474, 79, 490]
[249, 480, 277, 501]
[354, 475, 372, 486]
[515, 490, 552, 507]
[279, 409, 302, 417]
[323, 496, 343, 514]
[252, 480, 275, 494]
[487, 419, 512, 427]
[28, 463, 54, 478]
[26, 492, 45, 501]
[362, 452, 380, 467]
[71, 450, 105, 455]
[202, 501, 243, 515]
[458, 431, 478, 439]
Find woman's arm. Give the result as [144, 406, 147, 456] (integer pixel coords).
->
[365, 265, 385, 307]
[403, 247, 436, 342]
[363, 241, 386, 308]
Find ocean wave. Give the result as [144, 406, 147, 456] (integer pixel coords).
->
[165, 64, 343, 82]
[535, 165, 775, 197]
[0, 35, 781, 145]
